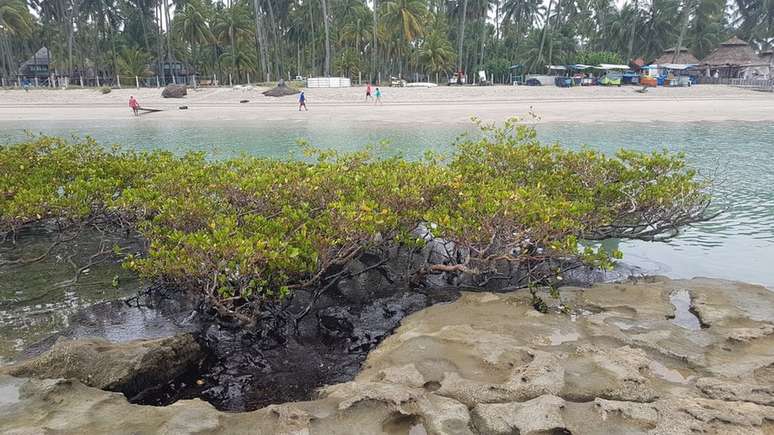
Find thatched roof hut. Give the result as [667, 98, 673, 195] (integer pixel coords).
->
[701, 37, 769, 78]
[653, 47, 699, 65]
[702, 37, 765, 67]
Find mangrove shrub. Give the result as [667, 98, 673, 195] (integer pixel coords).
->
[0, 120, 713, 324]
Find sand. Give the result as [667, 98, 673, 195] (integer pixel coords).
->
[1, 84, 773, 124]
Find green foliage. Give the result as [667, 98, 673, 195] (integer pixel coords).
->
[0, 121, 712, 322]
[573, 51, 625, 66]
[117, 48, 152, 77]
[99, 86, 112, 94]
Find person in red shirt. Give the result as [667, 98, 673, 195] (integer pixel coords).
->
[365, 83, 372, 101]
[129, 96, 139, 116]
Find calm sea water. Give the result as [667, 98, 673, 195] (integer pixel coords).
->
[0, 120, 771, 325]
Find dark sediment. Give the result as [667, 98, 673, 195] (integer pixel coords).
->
[135, 286, 459, 411]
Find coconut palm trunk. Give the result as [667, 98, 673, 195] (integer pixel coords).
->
[457, 0, 468, 72]
[320, 0, 331, 76]
[672, 0, 692, 63]
[627, 0, 638, 60]
[372, 0, 378, 79]
[534, 0, 554, 72]
[252, 0, 270, 80]
[163, 0, 172, 61]
[265, 0, 282, 80]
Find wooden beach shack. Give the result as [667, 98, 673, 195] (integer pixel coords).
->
[701, 37, 769, 79]
[17, 47, 51, 82]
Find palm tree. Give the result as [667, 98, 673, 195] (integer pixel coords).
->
[0, 0, 33, 78]
[627, 0, 638, 59]
[382, 0, 426, 76]
[457, 0, 468, 72]
[419, 29, 455, 79]
[372, 0, 378, 78]
[320, 0, 331, 76]
[673, 0, 693, 62]
[117, 47, 152, 77]
[219, 40, 257, 81]
[212, 1, 254, 81]
[174, 0, 213, 47]
[251, 0, 269, 81]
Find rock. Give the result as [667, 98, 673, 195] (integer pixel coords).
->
[3, 278, 774, 434]
[318, 306, 356, 339]
[471, 394, 567, 435]
[697, 377, 774, 406]
[162, 84, 187, 98]
[2, 334, 202, 398]
[262, 79, 300, 97]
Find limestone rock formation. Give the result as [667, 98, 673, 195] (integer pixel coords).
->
[2, 277, 773, 434]
[2, 334, 202, 398]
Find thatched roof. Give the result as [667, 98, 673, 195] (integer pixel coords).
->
[653, 47, 699, 65]
[702, 37, 766, 67]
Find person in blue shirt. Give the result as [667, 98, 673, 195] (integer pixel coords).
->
[298, 91, 307, 111]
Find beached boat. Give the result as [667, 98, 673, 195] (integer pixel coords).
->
[405, 82, 438, 88]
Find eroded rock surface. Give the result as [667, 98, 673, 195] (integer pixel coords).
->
[2, 277, 773, 434]
[1, 334, 202, 399]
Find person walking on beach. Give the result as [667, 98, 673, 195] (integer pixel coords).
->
[128, 96, 140, 116]
[374, 87, 382, 104]
[298, 91, 307, 111]
[365, 83, 372, 101]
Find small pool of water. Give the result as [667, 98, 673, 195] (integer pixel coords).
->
[1, 119, 772, 292]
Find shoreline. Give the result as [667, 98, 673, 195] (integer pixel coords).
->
[1, 85, 773, 124]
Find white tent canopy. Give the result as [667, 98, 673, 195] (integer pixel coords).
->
[597, 64, 630, 70]
[658, 63, 696, 70]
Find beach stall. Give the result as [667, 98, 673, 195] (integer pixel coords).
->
[596, 64, 629, 86]
[569, 64, 595, 86]
[510, 64, 525, 85]
[524, 65, 566, 86]
[659, 64, 699, 86]
[701, 37, 769, 79]
[307, 77, 352, 88]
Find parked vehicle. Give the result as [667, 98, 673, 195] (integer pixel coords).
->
[390, 76, 407, 87]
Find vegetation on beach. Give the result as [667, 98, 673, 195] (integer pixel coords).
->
[0, 0, 771, 83]
[0, 121, 713, 325]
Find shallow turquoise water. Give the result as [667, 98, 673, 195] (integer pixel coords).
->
[1, 119, 772, 288]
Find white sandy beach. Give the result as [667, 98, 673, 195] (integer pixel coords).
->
[0, 84, 772, 124]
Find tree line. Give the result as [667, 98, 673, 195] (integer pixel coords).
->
[0, 0, 772, 83]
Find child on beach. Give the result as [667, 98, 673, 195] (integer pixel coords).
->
[365, 83, 372, 101]
[128, 96, 139, 116]
[299, 91, 307, 111]
[374, 87, 382, 104]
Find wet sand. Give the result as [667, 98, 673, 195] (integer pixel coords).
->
[1, 85, 773, 124]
